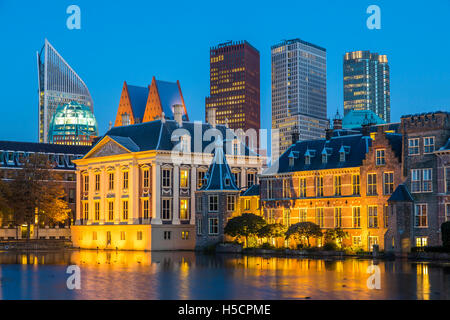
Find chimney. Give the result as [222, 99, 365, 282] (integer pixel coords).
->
[333, 118, 342, 130]
[173, 104, 183, 127]
[207, 108, 216, 128]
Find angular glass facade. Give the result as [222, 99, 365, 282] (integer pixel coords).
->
[343, 50, 390, 122]
[48, 101, 98, 146]
[271, 39, 328, 160]
[37, 39, 94, 143]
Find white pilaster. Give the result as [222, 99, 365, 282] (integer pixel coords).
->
[130, 161, 139, 224]
[152, 162, 162, 224]
[114, 164, 121, 224]
[172, 165, 180, 225]
[190, 166, 196, 225]
[75, 169, 81, 225]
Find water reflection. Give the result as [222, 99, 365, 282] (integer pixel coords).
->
[0, 250, 449, 300]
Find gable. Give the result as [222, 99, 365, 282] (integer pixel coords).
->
[114, 82, 136, 127]
[85, 139, 130, 159]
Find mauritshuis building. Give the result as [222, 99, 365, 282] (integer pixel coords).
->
[205, 41, 260, 135]
[271, 39, 328, 161]
[343, 50, 391, 122]
[37, 39, 98, 145]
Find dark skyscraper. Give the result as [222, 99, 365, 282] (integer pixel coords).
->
[205, 41, 260, 134]
[343, 50, 391, 122]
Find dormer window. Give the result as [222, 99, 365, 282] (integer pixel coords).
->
[340, 151, 345, 162]
[289, 157, 294, 167]
[322, 154, 327, 164]
[225, 176, 231, 186]
[305, 156, 311, 165]
[122, 112, 130, 126]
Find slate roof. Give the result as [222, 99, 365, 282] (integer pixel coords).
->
[386, 133, 402, 159]
[241, 184, 260, 196]
[439, 138, 450, 151]
[127, 84, 149, 121]
[388, 184, 414, 202]
[263, 133, 372, 175]
[155, 80, 188, 121]
[198, 137, 239, 191]
[95, 120, 259, 157]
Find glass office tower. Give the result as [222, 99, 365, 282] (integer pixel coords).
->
[343, 50, 390, 122]
[37, 39, 94, 143]
[271, 39, 328, 160]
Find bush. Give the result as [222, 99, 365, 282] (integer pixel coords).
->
[323, 242, 338, 251]
[260, 243, 276, 250]
[442, 222, 450, 248]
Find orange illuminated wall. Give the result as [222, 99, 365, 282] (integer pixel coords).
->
[114, 81, 149, 127]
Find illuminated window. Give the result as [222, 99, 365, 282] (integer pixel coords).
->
[283, 208, 291, 227]
[162, 198, 172, 220]
[367, 173, 377, 196]
[209, 218, 219, 235]
[94, 202, 100, 221]
[408, 138, 419, 155]
[108, 173, 114, 191]
[197, 171, 206, 189]
[383, 172, 394, 195]
[123, 171, 129, 190]
[244, 199, 251, 210]
[334, 176, 342, 196]
[120, 231, 126, 241]
[334, 208, 342, 228]
[122, 200, 129, 220]
[181, 231, 189, 240]
[424, 137, 435, 153]
[137, 231, 143, 241]
[376, 149, 386, 165]
[316, 177, 324, 197]
[143, 199, 149, 219]
[368, 236, 379, 251]
[143, 168, 150, 188]
[83, 175, 89, 193]
[368, 206, 378, 228]
[316, 208, 324, 227]
[92, 232, 97, 241]
[299, 178, 307, 197]
[352, 236, 362, 247]
[83, 202, 89, 220]
[416, 237, 428, 248]
[95, 174, 100, 192]
[180, 169, 189, 188]
[209, 195, 218, 212]
[352, 174, 360, 195]
[180, 199, 189, 220]
[283, 179, 290, 198]
[299, 208, 307, 222]
[108, 202, 114, 221]
[415, 204, 428, 228]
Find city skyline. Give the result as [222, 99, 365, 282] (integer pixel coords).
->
[1, 1, 449, 144]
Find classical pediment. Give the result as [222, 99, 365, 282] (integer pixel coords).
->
[88, 140, 130, 158]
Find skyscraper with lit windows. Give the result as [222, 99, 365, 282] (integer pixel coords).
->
[343, 50, 390, 122]
[205, 41, 260, 134]
[271, 39, 328, 160]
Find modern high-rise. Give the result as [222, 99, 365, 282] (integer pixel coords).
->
[205, 41, 260, 134]
[37, 39, 94, 143]
[271, 39, 328, 160]
[343, 50, 390, 122]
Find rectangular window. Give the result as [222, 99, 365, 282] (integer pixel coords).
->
[83, 175, 89, 193]
[108, 202, 114, 221]
[92, 232, 97, 241]
[411, 169, 421, 192]
[244, 199, 251, 210]
[384, 205, 389, 228]
[446, 167, 450, 194]
[69, 189, 75, 204]
[180, 169, 189, 188]
[83, 202, 89, 221]
[383, 172, 394, 195]
[122, 200, 129, 220]
[123, 171, 129, 190]
[162, 169, 171, 188]
[267, 209, 275, 224]
[197, 218, 203, 235]
[196, 196, 202, 212]
[422, 169, 432, 192]
[209, 195, 218, 212]
[181, 231, 189, 240]
[352, 174, 360, 195]
[143, 199, 149, 219]
[334, 208, 342, 228]
[209, 218, 219, 235]
[137, 231, 143, 241]
[180, 199, 189, 220]
[424, 137, 435, 153]
[233, 172, 241, 188]
[367, 173, 377, 196]
[247, 173, 255, 187]
[283, 179, 290, 198]
[299, 208, 307, 222]
[416, 237, 428, 248]
[368, 206, 378, 228]
[108, 173, 114, 191]
[227, 195, 235, 211]
[316, 208, 324, 227]
[197, 171, 206, 189]
[143, 169, 150, 188]
[408, 138, 419, 155]
[267, 180, 273, 199]
[94, 202, 100, 221]
[95, 174, 100, 192]
[163, 231, 171, 240]
[162, 198, 172, 220]
[368, 236, 379, 251]
[334, 176, 342, 196]
[415, 204, 428, 228]
[353, 207, 361, 228]
[283, 208, 291, 227]
[352, 236, 362, 247]
[299, 178, 307, 197]
[120, 231, 126, 241]
[316, 177, 324, 197]
[446, 203, 450, 222]
[376, 149, 386, 165]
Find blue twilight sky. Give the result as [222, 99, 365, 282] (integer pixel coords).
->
[0, 0, 449, 143]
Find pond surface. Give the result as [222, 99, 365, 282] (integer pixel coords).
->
[0, 250, 449, 300]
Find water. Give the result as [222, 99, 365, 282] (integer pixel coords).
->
[0, 250, 449, 300]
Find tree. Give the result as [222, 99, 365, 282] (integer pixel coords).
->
[224, 213, 267, 248]
[257, 223, 287, 247]
[324, 228, 349, 248]
[5, 153, 71, 239]
[285, 222, 322, 247]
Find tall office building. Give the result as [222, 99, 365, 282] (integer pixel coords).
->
[343, 50, 390, 122]
[205, 41, 260, 134]
[271, 39, 328, 159]
[37, 39, 94, 143]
